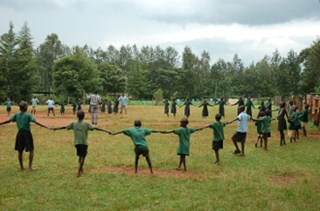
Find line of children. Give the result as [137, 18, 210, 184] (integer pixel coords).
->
[0, 99, 312, 177]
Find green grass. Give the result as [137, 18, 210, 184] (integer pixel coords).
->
[0, 105, 320, 210]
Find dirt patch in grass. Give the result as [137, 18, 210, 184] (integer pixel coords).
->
[91, 166, 218, 179]
[269, 175, 298, 185]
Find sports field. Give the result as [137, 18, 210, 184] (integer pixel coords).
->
[0, 104, 319, 210]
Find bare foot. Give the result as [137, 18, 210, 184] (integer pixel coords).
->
[214, 161, 220, 164]
[20, 167, 25, 171]
[176, 168, 181, 171]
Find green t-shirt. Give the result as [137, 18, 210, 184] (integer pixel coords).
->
[257, 116, 272, 133]
[10, 112, 36, 131]
[174, 127, 196, 155]
[123, 127, 152, 150]
[209, 121, 226, 141]
[67, 121, 95, 145]
[4, 101, 13, 107]
[299, 109, 309, 122]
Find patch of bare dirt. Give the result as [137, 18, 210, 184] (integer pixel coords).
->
[269, 175, 298, 185]
[91, 166, 219, 179]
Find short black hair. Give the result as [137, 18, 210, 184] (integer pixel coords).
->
[19, 101, 28, 112]
[134, 120, 142, 127]
[77, 110, 85, 120]
[215, 113, 222, 121]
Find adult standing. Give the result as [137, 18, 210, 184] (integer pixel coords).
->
[88, 91, 101, 125]
[45, 98, 55, 117]
[118, 93, 129, 114]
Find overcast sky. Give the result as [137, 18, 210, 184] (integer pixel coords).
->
[1, 0, 319, 65]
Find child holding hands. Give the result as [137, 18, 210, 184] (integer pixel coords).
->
[52, 110, 111, 177]
[0, 101, 49, 171]
[113, 120, 163, 174]
[162, 117, 203, 171]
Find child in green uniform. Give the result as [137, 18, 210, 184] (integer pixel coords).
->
[0, 101, 49, 171]
[288, 106, 300, 143]
[254, 111, 264, 148]
[59, 101, 65, 116]
[113, 120, 163, 174]
[299, 104, 309, 137]
[52, 110, 111, 177]
[202, 114, 231, 164]
[253, 110, 273, 151]
[162, 118, 203, 171]
[4, 97, 13, 116]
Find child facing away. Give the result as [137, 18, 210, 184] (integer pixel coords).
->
[299, 104, 310, 137]
[277, 101, 288, 146]
[252, 110, 273, 151]
[0, 101, 49, 171]
[230, 105, 251, 156]
[254, 111, 264, 148]
[288, 106, 301, 143]
[202, 113, 231, 164]
[52, 110, 111, 177]
[162, 117, 203, 171]
[113, 120, 163, 174]
[164, 99, 170, 117]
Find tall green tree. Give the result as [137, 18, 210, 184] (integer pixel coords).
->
[0, 22, 17, 100]
[299, 39, 320, 93]
[36, 33, 65, 92]
[53, 47, 100, 99]
[13, 22, 37, 101]
[98, 62, 126, 93]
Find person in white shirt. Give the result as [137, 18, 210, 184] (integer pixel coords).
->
[45, 98, 55, 117]
[229, 106, 251, 156]
[118, 93, 129, 114]
[88, 91, 101, 125]
[31, 96, 40, 115]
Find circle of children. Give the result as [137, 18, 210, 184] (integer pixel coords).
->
[0, 96, 309, 177]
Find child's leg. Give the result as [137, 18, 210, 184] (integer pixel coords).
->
[135, 154, 140, 173]
[263, 137, 268, 151]
[77, 156, 85, 177]
[214, 149, 219, 164]
[181, 155, 186, 171]
[18, 151, 24, 170]
[28, 151, 34, 170]
[232, 139, 240, 153]
[302, 125, 307, 137]
[259, 136, 263, 147]
[178, 155, 183, 170]
[296, 129, 299, 140]
[145, 155, 153, 174]
[240, 141, 245, 156]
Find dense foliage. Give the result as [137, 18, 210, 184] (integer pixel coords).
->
[0, 22, 319, 101]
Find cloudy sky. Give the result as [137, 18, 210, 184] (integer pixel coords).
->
[1, 0, 319, 65]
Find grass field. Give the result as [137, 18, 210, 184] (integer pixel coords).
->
[0, 104, 320, 210]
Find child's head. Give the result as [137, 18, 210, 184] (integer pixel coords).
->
[134, 120, 142, 127]
[304, 104, 310, 109]
[180, 117, 189, 127]
[19, 101, 28, 112]
[215, 113, 222, 121]
[238, 105, 245, 113]
[77, 110, 85, 120]
[279, 101, 286, 108]
[258, 111, 265, 117]
[265, 109, 271, 116]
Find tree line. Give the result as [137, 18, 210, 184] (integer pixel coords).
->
[0, 22, 319, 102]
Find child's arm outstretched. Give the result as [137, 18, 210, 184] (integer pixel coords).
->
[0, 120, 11, 126]
[94, 127, 112, 134]
[34, 121, 50, 129]
[160, 129, 175, 134]
[112, 130, 124, 135]
[52, 126, 67, 131]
